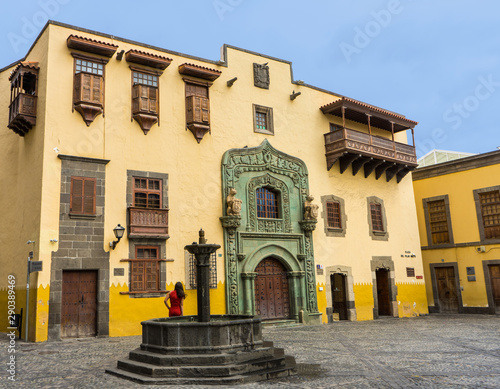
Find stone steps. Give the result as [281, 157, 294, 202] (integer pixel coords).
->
[262, 319, 300, 328]
[106, 346, 296, 385]
[128, 347, 276, 366]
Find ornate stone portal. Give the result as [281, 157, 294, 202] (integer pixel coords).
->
[220, 140, 321, 324]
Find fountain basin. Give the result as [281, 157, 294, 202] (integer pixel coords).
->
[141, 315, 263, 354]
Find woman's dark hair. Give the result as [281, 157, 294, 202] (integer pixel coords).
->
[175, 281, 185, 299]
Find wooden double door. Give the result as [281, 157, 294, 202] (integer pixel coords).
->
[61, 270, 97, 338]
[435, 266, 459, 313]
[254, 258, 290, 320]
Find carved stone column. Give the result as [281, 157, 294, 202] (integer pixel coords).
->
[241, 272, 257, 315]
[299, 219, 319, 312]
[287, 270, 305, 321]
[220, 216, 241, 314]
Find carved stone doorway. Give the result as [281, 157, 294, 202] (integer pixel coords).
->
[254, 258, 290, 320]
[376, 268, 391, 316]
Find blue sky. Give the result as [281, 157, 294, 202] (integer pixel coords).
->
[1, 0, 499, 157]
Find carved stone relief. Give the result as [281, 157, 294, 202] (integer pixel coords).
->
[253, 63, 270, 89]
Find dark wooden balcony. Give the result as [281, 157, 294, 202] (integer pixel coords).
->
[8, 93, 37, 136]
[321, 96, 418, 183]
[128, 207, 169, 239]
[324, 128, 418, 183]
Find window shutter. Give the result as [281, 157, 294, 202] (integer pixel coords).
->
[82, 73, 92, 102]
[186, 95, 195, 123]
[149, 87, 158, 114]
[83, 179, 95, 215]
[186, 96, 209, 124]
[201, 97, 209, 123]
[71, 178, 84, 213]
[131, 262, 145, 291]
[145, 262, 158, 291]
[92, 75, 103, 104]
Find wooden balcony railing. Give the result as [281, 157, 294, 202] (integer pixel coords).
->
[8, 93, 37, 136]
[128, 207, 169, 239]
[324, 128, 417, 182]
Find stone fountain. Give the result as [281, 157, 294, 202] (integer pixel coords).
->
[106, 229, 297, 385]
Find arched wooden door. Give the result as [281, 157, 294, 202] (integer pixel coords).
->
[254, 257, 290, 320]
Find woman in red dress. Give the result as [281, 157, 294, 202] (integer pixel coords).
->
[164, 282, 185, 317]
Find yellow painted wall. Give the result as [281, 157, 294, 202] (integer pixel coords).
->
[1, 22, 426, 340]
[0, 26, 51, 341]
[413, 159, 500, 310]
[109, 281, 227, 336]
[353, 283, 374, 321]
[396, 282, 427, 317]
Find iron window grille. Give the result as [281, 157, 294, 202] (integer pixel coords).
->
[188, 252, 217, 289]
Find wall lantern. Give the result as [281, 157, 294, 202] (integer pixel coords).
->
[111, 224, 125, 249]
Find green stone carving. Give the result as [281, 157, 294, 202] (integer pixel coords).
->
[221, 140, 319, 320]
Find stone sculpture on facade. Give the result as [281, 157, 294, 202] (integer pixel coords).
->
[304, 195, 319, 221]
[226, 188, 242, 216]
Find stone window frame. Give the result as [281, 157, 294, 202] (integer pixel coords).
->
[366, 196, 388, 241]
[125, 169, 169, 298]
[253, 104, 274, 135]
[321, 194, 347, 237]
[422, 194, 454, 247]
[473, 185, 500, 243]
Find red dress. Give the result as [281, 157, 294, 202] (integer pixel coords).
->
[168, 290, 182, 317]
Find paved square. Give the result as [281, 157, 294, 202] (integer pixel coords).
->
[1, 315, 499, 388]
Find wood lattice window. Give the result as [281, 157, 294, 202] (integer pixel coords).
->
[133, 178, 162, 208]
[130, 246, 160, 292]
[188, 252, 217, 289]
[370, 203, 384, 232]
[256, 187, 279, 219]
[326, 201, 341, 229]
[479, 191, 500, 239]
[185, 82, 210, 124]
[132, 71, 158, 115]
[428, 199, 450, 244]
[70, 177, 96, 215]
[406, 267, 415, 277]
[72, 54, 107, 126]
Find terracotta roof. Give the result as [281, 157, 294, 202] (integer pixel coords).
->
[9, 61, 39, 80]
[67, 34, 118, 48]
[178, 62, 222, 81]
[125, 49, 172, 70]
[321, 97, 418, 126]
[67, 34, 118, 57]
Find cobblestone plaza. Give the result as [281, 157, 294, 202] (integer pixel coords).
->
[1, 315, 499, 388]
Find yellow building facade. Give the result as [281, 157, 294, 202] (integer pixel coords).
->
[0, 22, 427, 342]
[413, 151, 500, 314]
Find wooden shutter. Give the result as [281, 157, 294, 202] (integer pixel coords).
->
[70, 177, 95, 215]
[131, 261, 145, 292]
[74, 73, 103, 106]
[71, 178, 83, 213]
[186, 95, 209, 124]
[132, 85, 158, 115]
[83, 179, 96, 215]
